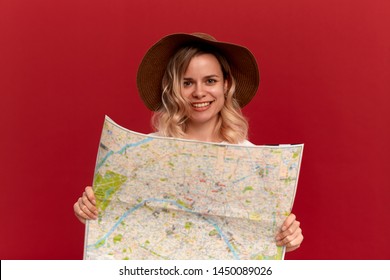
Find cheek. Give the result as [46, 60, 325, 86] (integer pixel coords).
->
[213, 86, 226, 98]
[180, 88, 189, 98]
[214, 93, 226, 108]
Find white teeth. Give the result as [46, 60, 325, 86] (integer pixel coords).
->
[192, 102, 211, 108]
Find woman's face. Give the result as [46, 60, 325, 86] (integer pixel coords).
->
[180, 53, 227, 128]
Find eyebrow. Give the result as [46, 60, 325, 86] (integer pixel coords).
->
[183, 75, 220, 80]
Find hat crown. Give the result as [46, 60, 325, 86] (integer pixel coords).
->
[191, 33, 217, 42]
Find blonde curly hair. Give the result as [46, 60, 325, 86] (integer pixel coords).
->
[151, 45, 249, 144]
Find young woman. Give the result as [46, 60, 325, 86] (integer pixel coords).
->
[74, 33, 303, 253]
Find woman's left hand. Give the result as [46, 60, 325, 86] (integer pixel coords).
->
[275, 213, 303, 252]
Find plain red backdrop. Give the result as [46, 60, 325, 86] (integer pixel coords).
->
[1, 0, 389, 259]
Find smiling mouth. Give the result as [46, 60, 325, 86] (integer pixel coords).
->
[191, 101, 214, 108]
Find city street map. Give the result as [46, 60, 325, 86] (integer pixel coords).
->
[84, 116, 303, 260]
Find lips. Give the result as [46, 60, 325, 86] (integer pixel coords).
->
[191, 101, 214, 108]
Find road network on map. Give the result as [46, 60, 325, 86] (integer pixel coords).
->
[84, 116, 303, 260]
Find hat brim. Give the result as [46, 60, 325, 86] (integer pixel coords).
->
[137, 33, 260, 111]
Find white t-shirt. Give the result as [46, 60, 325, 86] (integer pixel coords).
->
[148, 132, 254, 146]
[221, 139, 254, 146]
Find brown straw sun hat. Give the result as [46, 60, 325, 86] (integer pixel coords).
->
[136, 33, 260, 111]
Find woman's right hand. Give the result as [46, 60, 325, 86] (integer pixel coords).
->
[73, 186, 98, 224]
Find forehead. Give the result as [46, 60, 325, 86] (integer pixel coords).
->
[184, 53, 223, 75]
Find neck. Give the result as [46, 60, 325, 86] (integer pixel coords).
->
[184, 120, 222, 143]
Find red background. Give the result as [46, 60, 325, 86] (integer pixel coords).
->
[1, 0, 389, 260]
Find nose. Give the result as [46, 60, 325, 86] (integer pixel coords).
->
[192, 83, 206, 98]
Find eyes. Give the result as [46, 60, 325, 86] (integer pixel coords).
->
[183, 80, 192, 87]
[206, 78, 217, 84]
[183, 78, 218, 87]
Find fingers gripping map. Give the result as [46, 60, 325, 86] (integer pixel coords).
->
[84, 116, 303, 260]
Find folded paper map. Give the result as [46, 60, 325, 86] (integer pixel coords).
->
[84, 116, 303, 260]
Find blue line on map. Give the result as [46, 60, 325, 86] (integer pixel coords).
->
[232, 175, 253, 184]
[88, 198, 240, 259]
[96, 137, 154, 170]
